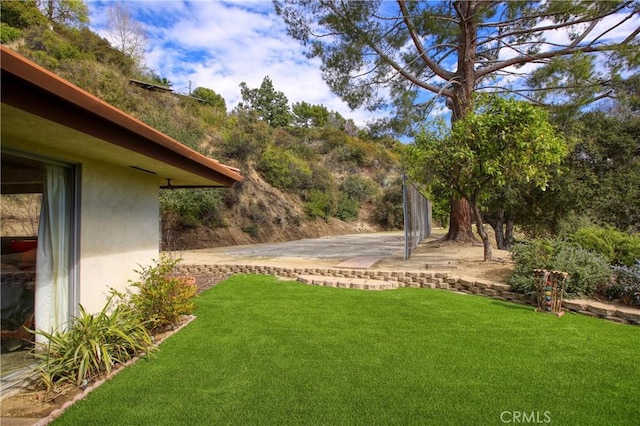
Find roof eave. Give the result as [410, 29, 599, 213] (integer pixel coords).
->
[0, 46, 243, 187]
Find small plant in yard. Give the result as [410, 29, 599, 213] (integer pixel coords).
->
[31, 295, 154, 394]
[127, 256, 197, 332]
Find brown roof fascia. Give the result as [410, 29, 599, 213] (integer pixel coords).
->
[0, 46, 243, 186]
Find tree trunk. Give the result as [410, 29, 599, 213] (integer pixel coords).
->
[443, 198, 476, 242]
[504, 216, 515, 250]
[443, 2, 478, 242]
[494, 209, 505, 250]
[469, 197, 492, 261]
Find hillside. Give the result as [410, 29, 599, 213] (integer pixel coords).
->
[0, 6, 405, 249]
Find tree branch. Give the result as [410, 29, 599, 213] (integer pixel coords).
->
[397, 0, 454, 81]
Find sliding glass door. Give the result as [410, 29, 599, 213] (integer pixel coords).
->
[1, 152, 76, 364]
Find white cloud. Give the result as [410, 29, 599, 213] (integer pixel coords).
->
[88, 2, 636, 131]
[88, 1, 385, 128]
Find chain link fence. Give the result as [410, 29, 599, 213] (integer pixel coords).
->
[403, 174, 432, 260]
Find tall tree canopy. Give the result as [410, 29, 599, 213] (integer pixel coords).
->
[238, 76, 291, 128]
[275, 0, 639, 240]
[291, 101, 330, 127]
[275, 0, 639, 129]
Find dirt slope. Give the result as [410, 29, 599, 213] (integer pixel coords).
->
[164, 168, 386, 250]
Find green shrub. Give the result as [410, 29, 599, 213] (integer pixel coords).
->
[304, 189, 337, 219]
[373, 180, 404, 229]
[257, 145, 312, 191]
[137, 94, 207, 152]
[570, 226, 640, 267]
[319, 127, 347, 153]
[218, 114, 272, 162]
[0, 1, 48, 29]
[602, 261, 640, 307]
[335, 193, 360, 221]
[510, 239, 612, 298]
[334, 176, 378, 221]
[31, 295, 154, 393]
[23, 26, 85, 62]
[160, 188, 224, 228]
[60, 26, 134, 75]
[0, 23, 22, 43]
[340, 175, 377, 202]
[333, 143, 367, 166]
[241, 224, 259, 237]
[308, 164, 336, 193]
[128, 257, 197, 332]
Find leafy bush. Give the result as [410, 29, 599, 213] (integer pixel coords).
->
[218, 114, 272, 162]
[0, 1, 48, 29]
[373, 180, 404, 229]
[570, 226, 640, 267]
[340, 175, 378, 202]
[60, 26, 134, 75]
[601, 261, 640, 307]
[257, 145, 312, 191]
[308, 164, 336, 193]
[304, 189, 337, 219]
[0, 23, 22, 43]
[319, 127, 347, 153]
[510, 239, 612, 298]
[160, 188, 224, 228]
[334, 176, 378, 221]
[241, 224, 259, 237]
[335, 193, 360, 221]
[128, 257, 197, 332]
[32, 295, 154, 393]
[23, 26, 85, 62]
[332, 142, 368, 167]
[137, 93, 207, 152]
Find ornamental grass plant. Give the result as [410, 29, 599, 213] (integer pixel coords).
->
[31, 295, 154, 394]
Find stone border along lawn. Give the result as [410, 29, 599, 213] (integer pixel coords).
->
[176, 264, 640, 325]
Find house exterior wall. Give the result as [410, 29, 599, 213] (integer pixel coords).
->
[78, 160, 159, 313]
[2, 138, 160, 316]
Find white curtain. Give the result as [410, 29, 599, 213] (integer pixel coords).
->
[36, 164, 71, 341]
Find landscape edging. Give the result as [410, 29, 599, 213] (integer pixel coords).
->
[176, 264, 640, 326]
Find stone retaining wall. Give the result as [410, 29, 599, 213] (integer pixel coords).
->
[176, 264, 640, 326]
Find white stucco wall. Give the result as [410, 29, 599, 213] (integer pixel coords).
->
[79, 160, 159, 313]
[2, 136, 161, 317]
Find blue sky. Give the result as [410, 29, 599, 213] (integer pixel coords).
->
[88, 1, 385, 127]
[87, 1, 638, 132]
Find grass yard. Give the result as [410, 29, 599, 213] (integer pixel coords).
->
[55, 274, 640, 425]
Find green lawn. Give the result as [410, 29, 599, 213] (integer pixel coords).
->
[55, 274, 640, 425]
